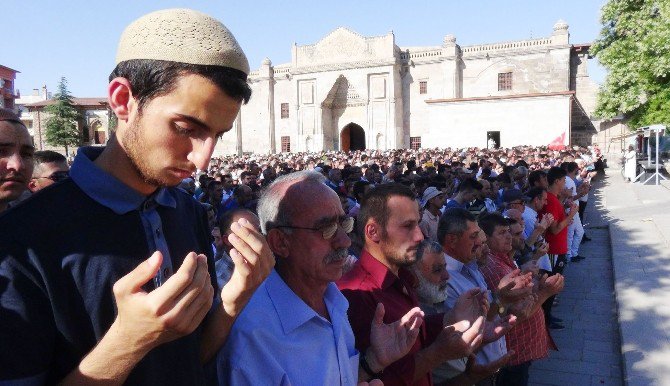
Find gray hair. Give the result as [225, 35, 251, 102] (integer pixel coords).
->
[257, 170, 326, 234]
[416, 240, 443, 262]
[437, 207, 476, 244]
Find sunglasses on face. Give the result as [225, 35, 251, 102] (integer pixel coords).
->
[33, 171, 69, 182]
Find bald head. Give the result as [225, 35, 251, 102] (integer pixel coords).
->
[257, 170, 327, 233]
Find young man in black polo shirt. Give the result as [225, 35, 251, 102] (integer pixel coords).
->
[0, 9, 274, 385]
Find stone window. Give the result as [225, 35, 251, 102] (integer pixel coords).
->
[410, 136, 422, 150]
[498, 72, 512, 91]
[281, 136, 291, 152]
[281, 103, 289, 119]
[419, 81, 428, 95]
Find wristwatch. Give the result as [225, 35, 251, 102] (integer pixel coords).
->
[360, 352, 383, 378]
[492, 294, 506, 316]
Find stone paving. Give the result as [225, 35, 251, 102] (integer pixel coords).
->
[527, 164, 670, 386]
[528, 173, 624, 386]
[602, 167, 670, 386]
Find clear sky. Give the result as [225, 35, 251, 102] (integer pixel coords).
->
[2, 0, 607, 98]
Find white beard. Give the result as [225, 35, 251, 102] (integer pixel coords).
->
[415, 274, 448, 304]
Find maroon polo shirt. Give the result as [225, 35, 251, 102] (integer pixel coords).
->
[337, 250, 443, 386]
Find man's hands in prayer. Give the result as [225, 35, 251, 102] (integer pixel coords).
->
[367, 304, 424, 372]
[482, 314, 516, 344]
[535, 213, 554, 233]
[463, 351, 514, 383]
[445, 288, 488, 326]
[538, 273, 564, 298]
[430, 316, 485, 361]
[221, 218, 275, 317]
[111, 251, 214, 354]
[507, 294, 538, 319]
[496, 269, 533, 305]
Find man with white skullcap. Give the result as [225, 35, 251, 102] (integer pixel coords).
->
[0, 9, 274, 385]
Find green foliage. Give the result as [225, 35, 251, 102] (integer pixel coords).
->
[592, 0, 670, 128]
[45, 77, 81, 156]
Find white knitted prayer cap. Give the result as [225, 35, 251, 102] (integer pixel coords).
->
[116, 8, 249, 76]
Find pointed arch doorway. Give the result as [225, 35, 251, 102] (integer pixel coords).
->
[340, 123, 366, 152]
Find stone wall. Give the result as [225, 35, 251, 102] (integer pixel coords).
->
[425, 94, 572, 148]
[212, 20, 597, 156]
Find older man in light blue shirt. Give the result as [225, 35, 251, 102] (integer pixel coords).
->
[217, 171, 423, 385]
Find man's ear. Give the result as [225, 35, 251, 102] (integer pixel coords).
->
[108, 77, 135, 123]
[364, 220, 382, 243]
[266, 229, 289, 258]
[27, 179, 38, 193]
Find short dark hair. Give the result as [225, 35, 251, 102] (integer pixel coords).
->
[33, 150, 66, 165]
[547, 167, 567, 186]
[561, 161, 578, 174]
[478, 212, 510, 237]
[528, 170, 546, 187]
[458, 178, 483, 193]
[437, 208, 476, 244]
[525, 187, 546, 202]
[109, 59, 252, 113]
[218, 208, 255, 234]
[358, 183, 416, 235]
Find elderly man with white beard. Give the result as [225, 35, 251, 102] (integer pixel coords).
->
[411, 240, 514, 386]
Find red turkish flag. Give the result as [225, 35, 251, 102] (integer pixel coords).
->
[547, 132, 567, 150]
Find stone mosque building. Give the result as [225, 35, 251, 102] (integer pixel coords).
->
[214, 20, 600, 156]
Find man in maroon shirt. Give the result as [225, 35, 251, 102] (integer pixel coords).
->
[539, 167, 578, 326]
[338, 183, 485, 386]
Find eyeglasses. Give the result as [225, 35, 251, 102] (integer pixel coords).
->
[275, 216, 354, 239]
[32, 171, 69, 182]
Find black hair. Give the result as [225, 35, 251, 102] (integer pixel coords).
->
[547, 167, 567, 186]
[33, 150, 66, 165]
[478, 212, 511, 237]
[109, 59, 252, 113]
[437, 208, 476, 244]
[358, 183, 416, 235]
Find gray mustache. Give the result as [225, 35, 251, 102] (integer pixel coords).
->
[324, 248, 349, 264]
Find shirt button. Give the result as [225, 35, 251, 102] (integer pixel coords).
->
[155, 228, 161, 238]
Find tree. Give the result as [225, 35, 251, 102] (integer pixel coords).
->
[592, 0, 670, 129]
[45, 77, 81, 156]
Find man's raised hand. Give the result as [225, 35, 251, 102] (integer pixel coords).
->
[221, 218, 275, 317]
[367, 304, 424, 372]
[111, 251, 214, 353]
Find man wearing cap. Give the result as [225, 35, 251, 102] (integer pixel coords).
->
[419, 186, 443, 241]
[0, 107, 34, 213]
[0, 9, 274, 385]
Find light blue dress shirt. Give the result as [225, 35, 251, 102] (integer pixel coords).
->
[217, 269, 359, 385]
[444, 254, 507, 365]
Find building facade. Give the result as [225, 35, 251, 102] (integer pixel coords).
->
[23, 97, 110, 156]
[214, 20, 600, 156]
[0, 65, 19, 111]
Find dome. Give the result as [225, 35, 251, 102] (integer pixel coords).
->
[553, 19, 569, 31]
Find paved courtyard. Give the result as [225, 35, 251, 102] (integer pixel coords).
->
[528, 172, 624, 385]
[528, 164, 670, 386]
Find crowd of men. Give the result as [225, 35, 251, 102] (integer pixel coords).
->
[0, 8, 603, 386]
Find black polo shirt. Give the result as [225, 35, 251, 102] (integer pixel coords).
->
[0, 147, 215, 385]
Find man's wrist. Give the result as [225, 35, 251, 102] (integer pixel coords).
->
[361, 349, 384, 377]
